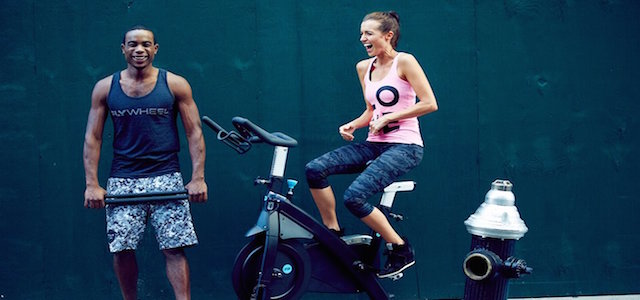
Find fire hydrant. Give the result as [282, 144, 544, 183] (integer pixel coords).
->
[462, 179, 532, 300]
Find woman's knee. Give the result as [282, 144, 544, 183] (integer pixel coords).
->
[343, 189, 374, 218]
[305, 161, 328, 188]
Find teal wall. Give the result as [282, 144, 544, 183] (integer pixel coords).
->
[1, 1, 639, 299]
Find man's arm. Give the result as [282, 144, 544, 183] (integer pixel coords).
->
[168, 72, 208, 202]
[83, 77, 110, 208]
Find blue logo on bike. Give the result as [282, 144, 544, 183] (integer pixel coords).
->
[282, 264, 293, 274]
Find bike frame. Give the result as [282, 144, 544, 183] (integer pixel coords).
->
[202, 116, 414, 300]
[248, 145, 389, 300]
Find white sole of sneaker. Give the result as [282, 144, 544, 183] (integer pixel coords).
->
[377, 260, 416, 279]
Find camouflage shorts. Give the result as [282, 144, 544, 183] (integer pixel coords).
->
[105, 172, 198, 253]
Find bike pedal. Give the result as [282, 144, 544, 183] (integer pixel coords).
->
[390, 272, 404, 281]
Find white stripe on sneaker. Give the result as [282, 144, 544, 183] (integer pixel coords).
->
[377, 260, 416, 279]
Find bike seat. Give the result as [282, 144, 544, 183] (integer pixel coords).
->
[384, 181, 416, 193]
[380, 181, 417, 208]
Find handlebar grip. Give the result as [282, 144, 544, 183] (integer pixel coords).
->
[202, 116, 224, 134]
[232, 117, 298, 147]
[202, 116, 252, 154]
[105, 189, 189, 204]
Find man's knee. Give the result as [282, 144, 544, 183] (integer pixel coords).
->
[114, 249, 136, 259]
[113, 250, 137, 270]
[163, 247, 186, 261]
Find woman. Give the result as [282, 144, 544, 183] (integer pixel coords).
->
[305, 11, 438, 279]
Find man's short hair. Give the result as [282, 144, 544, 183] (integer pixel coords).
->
[122, 25, 156, 44]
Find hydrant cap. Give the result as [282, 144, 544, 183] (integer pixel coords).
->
[464, 179, 528, 239]
[491, 179, 512, 191]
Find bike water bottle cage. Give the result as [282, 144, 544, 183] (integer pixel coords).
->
[202, 116, 251, 154]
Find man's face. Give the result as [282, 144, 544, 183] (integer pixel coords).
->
[121, 29, 158, 69]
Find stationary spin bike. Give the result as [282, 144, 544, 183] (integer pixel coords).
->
[202, 116, 416, 300]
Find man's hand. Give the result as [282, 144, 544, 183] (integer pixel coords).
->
[185, 179, 208, 203]
[84, 185, 107, 209]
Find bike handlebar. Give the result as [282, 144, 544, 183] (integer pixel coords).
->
[202, 116, 225, 134]
[202, 116, 252, 153]
[202, 116, 297, 152]
[232, 117, 298, 148]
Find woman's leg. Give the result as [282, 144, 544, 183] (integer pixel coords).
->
[305, 142, 377, 229]
[351, 144, 423, 278]
[309, 186, 340, 230]
[361, 207, 404, 244]
[343, 144, 423, 243]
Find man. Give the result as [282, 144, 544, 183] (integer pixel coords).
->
[83, 25, 207, 300]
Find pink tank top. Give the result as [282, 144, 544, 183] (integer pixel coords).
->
[364, 53, 423, 147]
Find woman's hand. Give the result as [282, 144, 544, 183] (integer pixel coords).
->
[339, 123, 356, 141]
[369, 116, 389, 135]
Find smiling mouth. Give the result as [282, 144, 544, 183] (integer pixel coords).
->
[364, 44, 373, 49]
[132, 56, 148, 61]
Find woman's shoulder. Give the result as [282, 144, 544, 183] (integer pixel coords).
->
[356, 58, 374, 78]
[397, 52, 419, 65]
[396, 52, 423, 75]
[356, 57, 374, 70]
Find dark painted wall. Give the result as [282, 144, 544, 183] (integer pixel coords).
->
[1, 1, 638, 299]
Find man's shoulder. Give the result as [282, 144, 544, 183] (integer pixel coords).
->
[165, 70, 191, 93]
[93, 73, 115, 95]
[97, 73, 115, 84]
[164, 70, 188, 84]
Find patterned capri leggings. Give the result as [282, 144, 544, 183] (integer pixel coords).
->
[305, 141, 423, 218]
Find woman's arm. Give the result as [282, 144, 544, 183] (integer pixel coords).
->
[339, 59, 375, 141]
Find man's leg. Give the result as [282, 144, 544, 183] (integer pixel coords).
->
[106, 176, 149, 300]
[163, 247, 190, 300]
[149, 174, 198, 300]
[113, 250, 138, 300]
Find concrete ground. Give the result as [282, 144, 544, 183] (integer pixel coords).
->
[513, 296, 640, 300]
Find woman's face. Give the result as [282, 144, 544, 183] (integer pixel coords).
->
[360, 19, 391, 57]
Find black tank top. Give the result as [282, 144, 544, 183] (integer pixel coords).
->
[107, 69, 180, 178]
